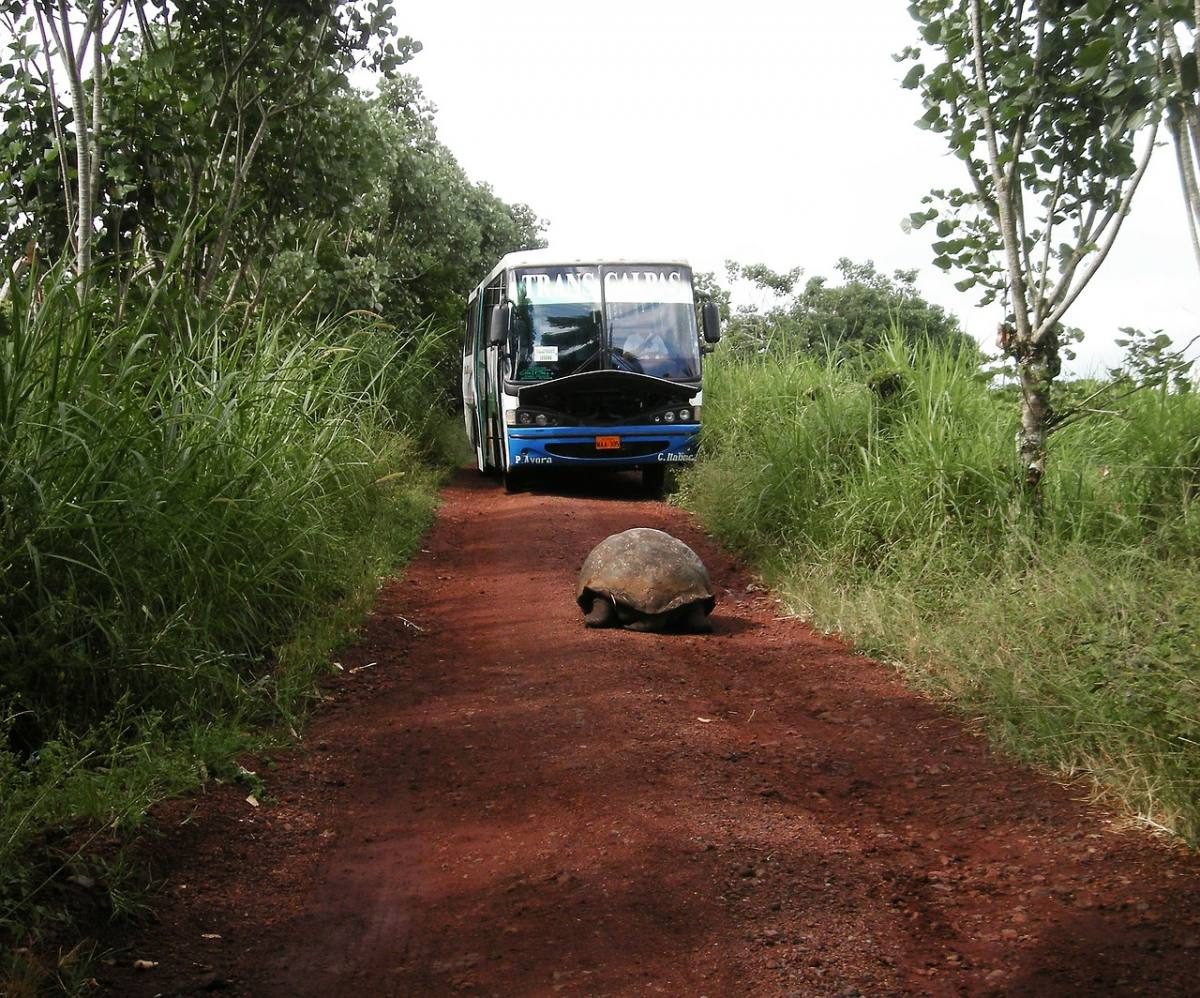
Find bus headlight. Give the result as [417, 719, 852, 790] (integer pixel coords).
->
[677, 408, 691, 421]
[518, 411, 533, 426]
[535, 413, 549, 427]
[663, 410, 676, 423]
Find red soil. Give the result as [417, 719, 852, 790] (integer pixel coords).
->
[98, 470, 1200, 996]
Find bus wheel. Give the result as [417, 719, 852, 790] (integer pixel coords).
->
[641, 464, 666, 498]
[503, 467, 524, 493]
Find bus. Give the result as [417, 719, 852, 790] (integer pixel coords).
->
[461, 251, 721, 494]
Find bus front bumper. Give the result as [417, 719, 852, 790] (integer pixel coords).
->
[506, 424, 699, 468]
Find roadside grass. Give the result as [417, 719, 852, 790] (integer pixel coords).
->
[680, 336, 1200, 841]
[0, 265, 452, 984]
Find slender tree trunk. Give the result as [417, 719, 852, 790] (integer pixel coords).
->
[200, 105, 269, 297]
[89, 2, 102, 246]
[1163, 17, 1200, 275]
[44, 0, 105, 286]
[1017, 351, 1055, 494]
[35, 7, 75, 253]
[1171, 118, 1200, 273]
[60, 1, 93, 281]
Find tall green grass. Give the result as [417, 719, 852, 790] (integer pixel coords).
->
[0, 265, 451, 963]
[682, 336, 1200, 839]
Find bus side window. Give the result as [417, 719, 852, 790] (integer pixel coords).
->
[482, 276, 503, 341]
[464, 301, 476, 357]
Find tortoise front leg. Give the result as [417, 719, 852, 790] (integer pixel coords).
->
[624, 616, 661, 633]
[583, 598, 617, 628]
[684, 603, 713, 633]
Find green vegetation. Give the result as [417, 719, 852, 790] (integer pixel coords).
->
[0, 4, 540, 366]
[681, 4, 1199, 849]
[1, 265, 449, 729]
[0, 265, 450, 975]
[900, 1, 1197, 492]
[0, 0, 1194, 981]
[0, 2, 539, 974]
[715, 258, 977, 361]
[681, 340, 1200, 840]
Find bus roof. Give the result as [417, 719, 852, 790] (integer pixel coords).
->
[474, 250, 693, 297]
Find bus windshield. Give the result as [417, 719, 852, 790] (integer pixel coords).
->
[603, 266, 700, 381]
[508, 264, 700, 383]
[510, 266, 603, 382]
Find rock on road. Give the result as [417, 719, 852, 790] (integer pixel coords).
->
[101, 470, 1200, 996]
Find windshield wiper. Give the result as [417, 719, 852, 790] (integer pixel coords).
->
[563, 346, 603, 378]
[565, 343, 646, 376]
[608, 349, 641, 373]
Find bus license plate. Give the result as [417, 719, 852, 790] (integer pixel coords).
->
[595, 435, 621, 450]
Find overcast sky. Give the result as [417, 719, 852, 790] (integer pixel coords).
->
[397, 1, 1196, 373]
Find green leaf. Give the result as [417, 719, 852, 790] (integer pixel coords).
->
[901, 64, 924, 90]
[1077, 38, 1112, 69]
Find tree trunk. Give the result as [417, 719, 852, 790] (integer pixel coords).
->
[60, 3, 94, 282]
[45, 0, 105, 286]
[1170, 115, 1200, 273]
[1163, 17, 1200, 275]
[1017, 355, 1053, 495]
[34, 7, 76, 252]
[199, 105, 269, 297]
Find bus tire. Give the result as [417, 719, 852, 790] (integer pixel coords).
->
[641, 464, 666, 498]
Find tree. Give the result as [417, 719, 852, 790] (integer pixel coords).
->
[0, 1, 413, 289]
[1156, 4, 1199, 273]
[320, 38, 545, 335]
[903, 0, 1158, 493]
[691, 269, 732, 322]
[0, 1, 133, 284]
[1, 1, 542, 358]
[719, 258, 976, 360]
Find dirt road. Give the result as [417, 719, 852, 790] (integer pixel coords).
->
[101, 471, 1200, 996]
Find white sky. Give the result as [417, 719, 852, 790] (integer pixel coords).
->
[398, 1, 1197, 374]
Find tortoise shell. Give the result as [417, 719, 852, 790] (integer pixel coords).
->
[576, 527, 716, 617]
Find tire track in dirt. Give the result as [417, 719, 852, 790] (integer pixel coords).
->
[100, 470, 1200, 996]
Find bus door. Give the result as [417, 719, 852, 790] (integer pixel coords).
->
[462, 298, 479, 458]
[477, 274, 504, 471]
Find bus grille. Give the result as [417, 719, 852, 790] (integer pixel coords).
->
[545, 441, 669, 459]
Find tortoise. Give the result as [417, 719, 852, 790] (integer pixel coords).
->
[577, 527, 716, 632]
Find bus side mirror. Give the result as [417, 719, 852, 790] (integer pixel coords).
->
[488, 302, 512, 346]
[701, 301, 721, 344]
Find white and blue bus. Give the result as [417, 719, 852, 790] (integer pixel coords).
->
[462, 251, 721, 493]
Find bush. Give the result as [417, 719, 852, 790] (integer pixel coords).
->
[721, 259, 979, 361]
[681, 335, 1200, 839]
[0, 264, 450, 955]
[1, 267, 448, 727]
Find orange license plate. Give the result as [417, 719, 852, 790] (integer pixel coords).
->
[594, 435, 621, 451]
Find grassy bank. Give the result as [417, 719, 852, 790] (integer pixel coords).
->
[0, 268, 453, 982]
[681, 339, 1200, 840]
